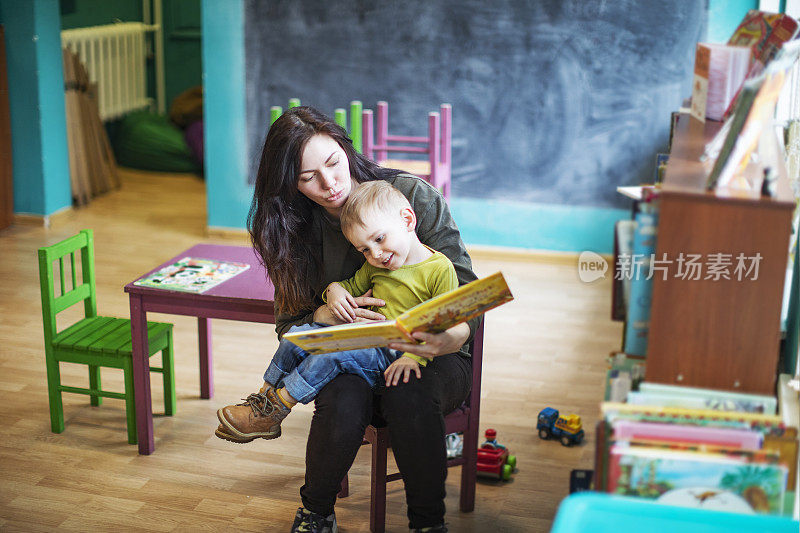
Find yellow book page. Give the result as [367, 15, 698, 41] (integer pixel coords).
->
[283, 320, 412, 355]
[397, 272, 513, 334]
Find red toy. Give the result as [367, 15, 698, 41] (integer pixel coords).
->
[476, 429, 517, 481]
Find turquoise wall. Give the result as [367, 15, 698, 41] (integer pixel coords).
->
[1, 0, 71, 216]
[707, 0, 760, 43]
[202, 0, 248, 229]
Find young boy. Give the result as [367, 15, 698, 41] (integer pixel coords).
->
[215, 180, 458, 443]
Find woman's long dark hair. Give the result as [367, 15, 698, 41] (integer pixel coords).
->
[248, 106, 403, 315]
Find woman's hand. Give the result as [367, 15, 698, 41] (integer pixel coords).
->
[384, 356, 421, 386]
[313, 288, 386, 325]
[388, 322, 470, 358]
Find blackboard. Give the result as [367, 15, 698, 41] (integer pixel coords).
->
[245, 0, 706, 207]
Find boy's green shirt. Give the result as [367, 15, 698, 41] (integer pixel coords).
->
[324, 250, 458, 365]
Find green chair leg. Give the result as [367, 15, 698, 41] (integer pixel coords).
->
[162, 331, 176, 416]
[122, 359, 137, 445]
[88, 365, 102, 406]
[45, 351, 65, 433]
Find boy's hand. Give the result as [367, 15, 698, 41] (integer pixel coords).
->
[326, 282, 359, 323]
[384, 356, 421, 386]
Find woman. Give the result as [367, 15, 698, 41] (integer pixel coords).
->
[226, 106, 480, 532]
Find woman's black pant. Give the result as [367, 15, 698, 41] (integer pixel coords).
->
[300, 352, 472, 529]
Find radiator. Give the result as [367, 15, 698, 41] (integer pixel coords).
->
[61, 22, 157, 121]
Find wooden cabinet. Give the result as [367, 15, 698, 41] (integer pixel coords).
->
[645, 114, 794, 394]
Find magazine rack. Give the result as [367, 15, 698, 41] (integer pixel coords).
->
[645, 114, 795, 394]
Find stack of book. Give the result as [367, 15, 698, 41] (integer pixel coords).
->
[595, 383, 798, 517]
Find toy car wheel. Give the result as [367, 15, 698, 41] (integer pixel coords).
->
[560, 435, 572, 447]
[506, 454, 517, 470]
[575, 433, 584, 444]
[502, 464, 513, 481]
[538, 428, 549, 440]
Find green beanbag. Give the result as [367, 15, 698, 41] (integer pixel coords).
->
[113, 111, 199, 173]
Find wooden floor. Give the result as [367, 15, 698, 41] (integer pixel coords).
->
[0, 168, 622, 532]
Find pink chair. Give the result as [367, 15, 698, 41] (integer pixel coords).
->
[362, 101, 452, 199]
[338, 320, 484, 533]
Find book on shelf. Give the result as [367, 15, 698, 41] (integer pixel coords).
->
[728, 10, 799, 71]
[601, 402, 784, 430]
[283, 272, 513, 354]
[622, 200, 658, 357]
[133, 257, 250, 294]
[597, 400, 797, 516]
[612, 220, 635, 322]
[607, 443, 788, 515]
[722, 9, 800, 120]
[690, 43, 751, 122]
[704, 40, 800, 191]
[630, 382, 777, 415]
[654, 153, 669, 184]
[604, 352, 645, 402]
[611, 420, 764, 449]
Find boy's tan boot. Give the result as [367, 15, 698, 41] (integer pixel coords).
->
[216, 388, 290, 443]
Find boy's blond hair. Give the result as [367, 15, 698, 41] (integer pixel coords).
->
[340, 180, 412, 234]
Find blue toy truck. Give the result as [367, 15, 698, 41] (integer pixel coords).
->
[537, 407, 584, 446]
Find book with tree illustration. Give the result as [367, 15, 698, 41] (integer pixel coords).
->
[607, 444, 787, 515]
[283, 272, 513, 354]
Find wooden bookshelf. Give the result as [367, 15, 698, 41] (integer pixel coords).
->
[645, 113, 795, 394]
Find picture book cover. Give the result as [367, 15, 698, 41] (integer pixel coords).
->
[635, 382, 777, 414]
[608, 444, 788, 515]
[721, 10, 799, 120]
[284, 272, 513, 354]
[728, 10, 798, 69]
[133, 257, 250, 294]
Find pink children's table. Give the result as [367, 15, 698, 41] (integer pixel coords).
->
[124, 244, 275, 455]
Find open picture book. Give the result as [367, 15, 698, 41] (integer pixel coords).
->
[283, 272, 513, 354]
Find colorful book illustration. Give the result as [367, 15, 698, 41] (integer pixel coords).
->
[634, 382, 777, 415]
[284, 272, 513, 354]
[133, 257, 250, 294]
[728, 10, 799, 72]
[607, 444, 787, 515]
[722, 9, 799, 119]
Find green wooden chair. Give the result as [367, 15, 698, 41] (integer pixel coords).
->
[38, 229, 176, 444]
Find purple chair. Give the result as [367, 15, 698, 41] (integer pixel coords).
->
[338, 320, 484, 533]
[362, 101, 452, 200]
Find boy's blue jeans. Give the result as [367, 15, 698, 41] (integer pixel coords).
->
[263, 323, 402, 404]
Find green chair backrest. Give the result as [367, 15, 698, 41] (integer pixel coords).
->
[38, 229, 98, 346]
